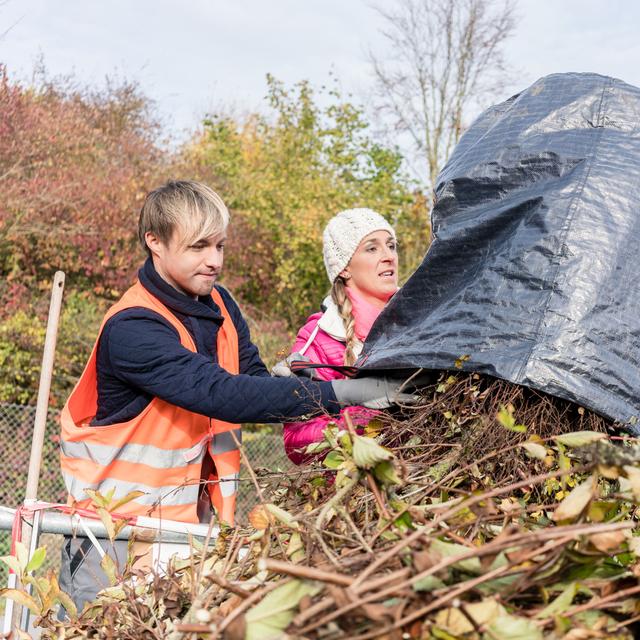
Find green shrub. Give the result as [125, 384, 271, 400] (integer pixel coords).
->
[184, 76, 430, 329]
[0, 291, 104, 406]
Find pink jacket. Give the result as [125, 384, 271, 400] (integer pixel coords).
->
[283, 298, 377, 465]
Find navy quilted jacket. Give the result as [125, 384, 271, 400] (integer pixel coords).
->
[93, 259, 338, 425]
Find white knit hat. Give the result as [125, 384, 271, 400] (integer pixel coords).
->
[322, 208, 396, 283]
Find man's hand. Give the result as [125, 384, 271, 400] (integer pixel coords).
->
[330, 377, 420, 409]
[271, 352, 314, 378]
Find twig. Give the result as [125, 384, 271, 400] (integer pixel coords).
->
[230, 429, 265, 504]
[350, 463, 594, 590]
[313, 473, 360, 568]
[292, 567, 413, 628]
[366, 472, 391, 520]
[345, 535, 576, 640]
[218, 577, 293, 635]
[197, 518, 230, 585]
[221, 529, 243, 577]
[259, 557, 353, 586]
[564, 584, 640, 618]
[298, 522, 632, 636]
[167, 582, 219, 640]
[342, 409, 391, 521]
[230, 430, 287, 560]
[611, 612, 640, 632]
[337, 505, 374, 554]
[173, 622, 216, 634]
[205, 572, 251, 599]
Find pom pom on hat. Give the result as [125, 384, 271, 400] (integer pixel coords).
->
[323, 208, 396, 283]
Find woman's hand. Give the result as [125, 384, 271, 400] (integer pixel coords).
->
[271, 352, 314, 378]
[330, 376, 420, 409]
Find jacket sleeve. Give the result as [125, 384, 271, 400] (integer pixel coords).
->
[103, 311, 338, 424]
[292, 315, 344, 382]
[217, 286, 270, 378]
[284, 313, 375, 465]
[283, 408, 379, 465]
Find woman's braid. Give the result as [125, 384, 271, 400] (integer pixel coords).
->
[331, 278, 358, 366]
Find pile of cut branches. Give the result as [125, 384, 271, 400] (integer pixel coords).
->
[5, 373, 640, 639]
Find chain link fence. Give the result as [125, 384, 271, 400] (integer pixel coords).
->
[0, 402, 294, 586]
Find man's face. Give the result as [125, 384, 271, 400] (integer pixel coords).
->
[145, 226, 226, 299]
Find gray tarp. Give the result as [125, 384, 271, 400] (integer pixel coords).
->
[360, 72, 640, 430]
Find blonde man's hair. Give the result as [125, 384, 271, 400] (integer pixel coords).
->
[138, 180, 229, 254]
[331, 277, 359, 366]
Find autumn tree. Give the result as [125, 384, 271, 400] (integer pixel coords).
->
[184, 76, 427, 328]
[369, 0, 516, 189]
[0, 65, 163, 305]
[0, 66, 166, 404]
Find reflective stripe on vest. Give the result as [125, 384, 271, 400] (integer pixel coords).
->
[59, 281, 241, 525]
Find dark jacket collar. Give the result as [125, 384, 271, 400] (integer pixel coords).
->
[139, 258, 223, 322]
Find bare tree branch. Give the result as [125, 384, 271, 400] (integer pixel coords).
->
[368, 0, 516, 190]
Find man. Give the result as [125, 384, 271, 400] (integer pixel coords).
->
[58, 180, 407, 610]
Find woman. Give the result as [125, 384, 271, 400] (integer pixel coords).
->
[282, 208, 398, 464]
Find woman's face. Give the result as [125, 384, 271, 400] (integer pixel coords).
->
[342, 230, 398, 307]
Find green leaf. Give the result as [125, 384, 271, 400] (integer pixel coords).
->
[536, 582, 577, 618]
[554, 431, 606, 447]
[434, 598, 506, 634]
[412, 575, 445, 592]
[486, 614, 543, 640]
[97, 507, 116, 541]
[23, 575, 51, 600]
[552, 475, 596, 522]
[84, 489, 110, 509]
[521, 442, 547, 460]
[373, 460, 403, 486]
[352, 435, 393, 469]
[286, 531, 305, 564]
[100, 553, 118, 587]
[108, 490, 145, 513]
[25, 546, 46, 573]
[103, 486, 116, 505]
[497, 404, 526, 433]
[56, 588, 78, 619]
[264, 503, 300, 530]
[305, 440, 330, 454]
[475, 573, 521, 594]
[15, 541, 28, 572]
[0, 554, 22, 575]
[245, 579, 321, 640]
[338, 431, 353, 454]
[364, 418, 383, 437]
[323, 450, 345, 469]
[426, 459, 452, 481]
[431, 628, 458, 640]
[429, 539, 481, 574]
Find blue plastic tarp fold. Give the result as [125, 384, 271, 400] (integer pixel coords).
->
[361, 72, 640, 430]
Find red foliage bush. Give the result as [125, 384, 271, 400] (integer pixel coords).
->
[0, 66, 165, 314]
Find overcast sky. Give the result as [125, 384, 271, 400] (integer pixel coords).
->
[1, 0, 639, 143]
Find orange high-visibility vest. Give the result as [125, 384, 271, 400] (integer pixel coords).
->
[60, 281, 240, 525]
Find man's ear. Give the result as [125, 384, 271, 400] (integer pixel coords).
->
[144, 231, 163, 257]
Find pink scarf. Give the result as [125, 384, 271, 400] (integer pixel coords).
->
[345, 288, 392, 342]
